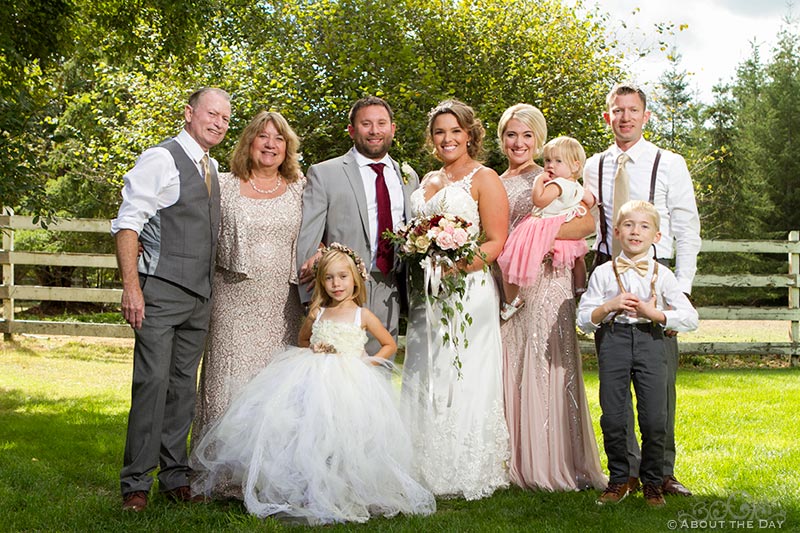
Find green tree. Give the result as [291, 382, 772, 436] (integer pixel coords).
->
[760, 25, 800, 233]
[0, 0, 221, 220]
[701, 54, 773, 239]
[649, 50, 702, 152]
[5, 0, 628, 223]
[692, 48, 779, 306]
[222, 0, 624, 174]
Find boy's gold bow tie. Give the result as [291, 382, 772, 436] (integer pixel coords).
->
[616, 257, 649, 277]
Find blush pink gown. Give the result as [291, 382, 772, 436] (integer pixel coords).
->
[498, 168, 607, 491]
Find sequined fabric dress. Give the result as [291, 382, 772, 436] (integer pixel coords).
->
[192, 173, 305, 445]
[498, 168, 607, 491]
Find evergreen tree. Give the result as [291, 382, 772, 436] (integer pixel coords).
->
[650, 50, 699, 153]
[761, 25, 800, 233]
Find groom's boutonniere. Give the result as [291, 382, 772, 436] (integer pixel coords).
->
[400, 162, 414, 185]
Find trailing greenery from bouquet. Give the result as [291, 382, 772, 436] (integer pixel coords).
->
[384, 210, 486, 377]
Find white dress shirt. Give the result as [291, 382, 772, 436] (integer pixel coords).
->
[577, 253, 699, 334]
[584, 138, 701, 294]
[351, 148, 405, 270]
[111, 129, 218, 235]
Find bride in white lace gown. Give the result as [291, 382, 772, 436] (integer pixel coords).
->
[402, 100, 511, 500]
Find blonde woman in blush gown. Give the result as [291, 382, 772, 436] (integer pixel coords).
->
[495, 104, 607, 491]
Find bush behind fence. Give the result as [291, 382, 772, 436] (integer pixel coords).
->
[2, 214, 798, 365]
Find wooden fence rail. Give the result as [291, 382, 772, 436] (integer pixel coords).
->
[2, 215, 799, 365]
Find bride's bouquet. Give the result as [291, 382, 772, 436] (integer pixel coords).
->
[383, 212, 484, 377]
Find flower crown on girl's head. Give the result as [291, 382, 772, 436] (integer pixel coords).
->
[313, 242, 370, 281]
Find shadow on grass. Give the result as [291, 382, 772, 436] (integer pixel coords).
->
[1, 387, 798, 532]
[0, 388, 125, 489]
[2, 339, 131, 364]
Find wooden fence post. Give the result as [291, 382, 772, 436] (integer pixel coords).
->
[789, 230, 799, 367]
[1, 207, 14, 341]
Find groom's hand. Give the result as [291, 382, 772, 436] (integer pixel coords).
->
[299, 250, 323, 286]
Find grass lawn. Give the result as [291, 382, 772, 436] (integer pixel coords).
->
[1, 332, 798, 532]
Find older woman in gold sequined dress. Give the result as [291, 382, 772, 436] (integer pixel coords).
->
[192, 111, 305, 446]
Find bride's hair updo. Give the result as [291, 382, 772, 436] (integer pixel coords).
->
[426, 99, 486, 160]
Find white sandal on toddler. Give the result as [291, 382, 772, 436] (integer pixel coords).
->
[500, 296, 525, 321]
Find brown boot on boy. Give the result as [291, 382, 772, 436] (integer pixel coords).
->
[643, 483, 666, 507]
[596, 482, 630, 505]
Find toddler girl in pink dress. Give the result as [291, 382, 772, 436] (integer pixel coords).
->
[497, 136, 594, 319]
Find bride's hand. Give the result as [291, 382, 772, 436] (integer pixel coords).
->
[441, 258, 468, 277]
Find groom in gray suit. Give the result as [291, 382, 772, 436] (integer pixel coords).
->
[297, 96, 418, 354]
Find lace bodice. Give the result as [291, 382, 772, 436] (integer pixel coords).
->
[308, 308, 368, 356]
[215, 172, 305, 281]
[410, 167, 481, 232]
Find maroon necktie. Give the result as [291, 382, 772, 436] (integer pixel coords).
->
[368, 162, 393, 275]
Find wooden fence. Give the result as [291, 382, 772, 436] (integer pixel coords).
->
[2, 214, 799, 365]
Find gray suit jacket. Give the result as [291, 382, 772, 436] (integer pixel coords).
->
[296, 149, 419, 303]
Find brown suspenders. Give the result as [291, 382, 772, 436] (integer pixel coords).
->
[607, 260, 660, 324]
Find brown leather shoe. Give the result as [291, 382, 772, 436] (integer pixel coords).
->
[596, 482, 630, 505]
[662, 475, 692, 496]
[643, 483, 666, 507]
[163, 485, 206, 503]
[122, 491, 148, 512]
[627, 476, 641, 493]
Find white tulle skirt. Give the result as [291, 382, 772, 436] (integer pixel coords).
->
[190, 347, 436, 524]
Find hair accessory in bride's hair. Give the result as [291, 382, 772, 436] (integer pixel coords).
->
[314, 242, 370, 281]
[428, 100, 454, 119]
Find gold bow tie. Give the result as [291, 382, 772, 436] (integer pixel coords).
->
[616, 257, 649, 277]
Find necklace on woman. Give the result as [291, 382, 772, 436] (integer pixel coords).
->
[249, 175, 283, 195]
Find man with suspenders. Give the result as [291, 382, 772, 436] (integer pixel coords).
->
[583, 82, 701, 497]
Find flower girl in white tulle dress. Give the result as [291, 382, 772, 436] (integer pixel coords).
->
[190, 243, 435, 524]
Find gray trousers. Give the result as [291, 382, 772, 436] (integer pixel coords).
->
[120, 275, 211, 495]
[365, 270, 399, 357]
[596, 322, 668, 486]
[627, 318, 679, 478]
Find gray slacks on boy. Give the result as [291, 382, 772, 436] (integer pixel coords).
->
[626, 334, 678, 476]
[120, 275, 211, 495]
[596, 322, 668, 486]
[625, 257, 679, 478]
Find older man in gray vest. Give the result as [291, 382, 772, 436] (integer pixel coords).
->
[112, 88, 231, 512]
